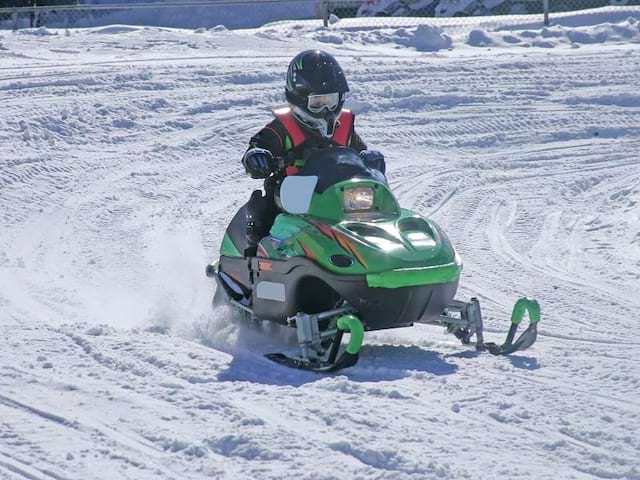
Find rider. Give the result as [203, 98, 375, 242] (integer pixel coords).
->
[242, 50, 385, 251]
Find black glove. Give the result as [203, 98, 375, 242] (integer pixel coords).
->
[243, 148, 276, 179]
[359, 150, 386, 175]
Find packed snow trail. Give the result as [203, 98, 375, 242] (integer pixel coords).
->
[1, 20, 640, 479]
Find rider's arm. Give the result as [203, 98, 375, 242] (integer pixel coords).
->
[348, 119, 367, 152]
[351, 124, 385, 175]
[247, 121, 286, 156]
[243, 121, 287, 179]
[350, 132, 368, 152]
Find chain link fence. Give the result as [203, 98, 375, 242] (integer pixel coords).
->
[321, 0, 638, 19]
[0, 0, 638, 30]
[0, 0, 316, 30]
[1, 3, 110, 29]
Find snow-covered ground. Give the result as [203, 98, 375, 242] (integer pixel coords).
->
[1, 11, 640, 480]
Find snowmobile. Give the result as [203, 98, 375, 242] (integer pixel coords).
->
[206, 147, 540, 372]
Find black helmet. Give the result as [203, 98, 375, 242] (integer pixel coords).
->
[285, 50, 349, 139]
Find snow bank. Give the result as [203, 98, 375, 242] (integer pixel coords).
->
[501, 6, 640, 30]
[468, 16, 640, 48]
[90, 25, 147, 34]
[313, 23, 452, 51]
[300, 11, 640, 53]
[17, 26, 58, 36]
[312, 13, 640, 52]
[394, 24, 453, 51]
[468, 29, 495, 46]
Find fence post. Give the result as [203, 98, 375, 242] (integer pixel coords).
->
[12, 9, 18, 31]
[543, 0, 549, 26]
[322, 1, 329, 27]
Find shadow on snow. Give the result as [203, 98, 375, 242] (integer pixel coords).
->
[446, 349, 540, 370]
[215, 343, 459, 387]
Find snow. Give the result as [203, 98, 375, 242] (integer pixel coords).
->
[16, 27, 58, 36]
[1, 8, 640, 480]
[395, 24, 453, 51]
[470, 16, 640, 47]
[282, 9, 640, 52]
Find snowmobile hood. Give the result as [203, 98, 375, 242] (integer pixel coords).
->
[265, 208, 462, 288]
[261, 148, 462, 288]
[329, 211, 462, 287]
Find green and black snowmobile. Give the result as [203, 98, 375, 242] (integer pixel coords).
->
[207, 147, 540, 372]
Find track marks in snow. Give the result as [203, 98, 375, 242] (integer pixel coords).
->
[329, 441, 450, 477]
[0, 394, 74, 431]
[1, 28, 640, 480]
[0, 450, 70, 480]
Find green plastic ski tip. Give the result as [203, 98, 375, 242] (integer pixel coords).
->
[336, 314, 365, 355]
[511, 297, 541, 326]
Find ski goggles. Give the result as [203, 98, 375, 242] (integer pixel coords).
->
[307, 92, 341, 113]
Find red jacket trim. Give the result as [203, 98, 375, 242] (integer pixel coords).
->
[332, 110, 354, 146]
[273, 107, 306, 148]
[272, 107, 355, 149]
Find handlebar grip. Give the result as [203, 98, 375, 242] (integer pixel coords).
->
[276, 156, 296, 171]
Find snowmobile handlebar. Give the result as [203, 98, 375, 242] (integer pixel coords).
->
[275, 156, 289, 171]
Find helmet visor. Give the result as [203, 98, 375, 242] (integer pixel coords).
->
[307, 92, 341, 114]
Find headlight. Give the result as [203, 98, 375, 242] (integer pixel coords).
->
[343, 187, 374, 212]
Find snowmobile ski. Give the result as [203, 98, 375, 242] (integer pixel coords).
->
[432, 297, 540, 356]
[265, 311, 364, 372]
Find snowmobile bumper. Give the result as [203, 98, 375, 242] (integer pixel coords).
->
[217, 254, 458, 331]
[366, 262, 461, 289]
